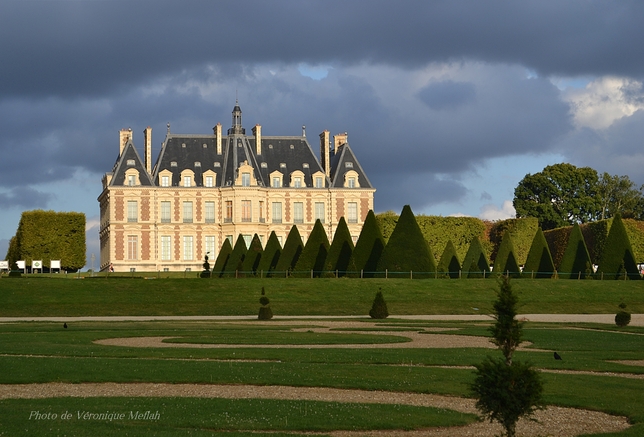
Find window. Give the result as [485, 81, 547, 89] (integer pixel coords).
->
[160, 236, 171, 261]
[214, 162, 221, 167]
[205, 236, 216, 259]
[345, 162, 353, 168]
[277, 235, 283, 246]
[242, 200, 251, 222]
[161, 175, 170, 187]
[314, 202, 325, 223]
[272, 177, 281, 188]
[205, 201, 215, 223]
[127, 201, 138, 222]
[280, 163, 286, 169]
[293, 177, 302, 188]
[225, 201, 233, 223]
[170, 161, 177, 167]
[259, 201, 265, 223]
[242, 235, 252, 248]
[127, 159, 135, 166]
[315, 177, 323, 188]
[242, 172, 250, 187]
[272, 202, 282, 224]
[127, 235, 138, 260]
[205, 176, 214, 187]
[348, 177, 356, 188]
[183, 176, 192, 187]
[194, 161, 201, 167]
[348, 202, 358, 223]
[183, 236, 193, 261]
[303, 163, 309, 168]
[160, 201, 171, 223]
[183, 202, 193, 223]
[226, 235, 233, 245]
[261, 162, 268, 168]
[293, 202, 303, 224]
[127, 175, 136, 186]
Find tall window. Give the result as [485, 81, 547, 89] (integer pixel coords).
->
[161, 175, 170, 187]
[205, 236, 216, 259]
[314, 202, 325, 223]
[293, 177, 302, 188]
[183, 202, 193, 223]
[128, 175, 136, 186]
[348, 177, 356, 188]
[160, 236, 171, 261]
[127, 201, 138, 222]
[242, 200, 251, 222]
[183, 236, 193, 261]
[242, 172, 250, 187]
[205, 176, 214, 187]
[348, 202, 358, 223]
[184, 176, 192, 187]
[225, 201, 233, 222]
[127, 235, 138, 260]
[293, 202, 304, 224]
[205, 201, 215, 223]
[315, 177, 323, 188]
[160, 201, 171, 223]
[259, 201, 265, 223]
[272, 202, 282, 224]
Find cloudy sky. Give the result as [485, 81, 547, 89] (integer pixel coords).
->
[2, 1, 644, 268]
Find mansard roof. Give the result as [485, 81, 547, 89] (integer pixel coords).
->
[110, 141, 153, 186]
[329, 142, 373, 189]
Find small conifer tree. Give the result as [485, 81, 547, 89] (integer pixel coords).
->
[256, 231, 282, 277]
[522, 229, 555, 279]
[615, 302, 631, 327]
[324, 217, 355, 277]
[274, 226, 304, 276]
[293, 220, 330, 277]
[369, 288, 389, 319]
[8, 261, 22, 278]
[348, 210, 385, 277]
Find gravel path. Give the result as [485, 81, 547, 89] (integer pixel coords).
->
[0, 383, 630, 437]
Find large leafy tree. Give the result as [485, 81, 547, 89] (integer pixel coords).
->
[597, 172, 644, 220]
[513, 163, 600, 230]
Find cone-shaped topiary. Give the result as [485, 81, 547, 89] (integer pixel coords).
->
[522, 228, 555, 279]
[240, 234, 263, 277]
[256, 231, 282, 277]
[596, 214, 641, 280]
[274, 226, 304, 277]
[492, 231, 521, 278]
[324, 217, 354, 277]
[212, 238, 233, 278]
[615, 302, 631, 327]
[8, 261, 22, 278]
[462, 236, 491, 278]
[437, 240, 461, 278]
[376, 205, 437, 278]
[293, 220, 330, 277]
[348, 210, 385, 278]
[557, 224, 593, 279]
[369, 289, 389, 319]
[258, 286, 273, 320]
[222, 235, 247, 277]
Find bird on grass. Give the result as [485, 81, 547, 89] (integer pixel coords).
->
[554, 352, 562, 360]
[63, 323, 67, 329]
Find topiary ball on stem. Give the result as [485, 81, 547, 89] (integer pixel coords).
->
[258, 287, 273, 320]
[615, 302, 631, 327]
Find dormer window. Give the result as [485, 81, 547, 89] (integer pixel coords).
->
[124, 169, 140, 186]
[242, 172, 250, 187]
[194, 162, 201, 167]
[302, 163, 309, 169]
[345, 162, 353, 168]
[184, 176, 192, 187]
[260, 162, 268, 168]
[344, 170, 360, 188]
[170, 161, 177, 167]
[180, 169, 195, 187]
[161, 176, 170, 187]
[126, 159, 135, 166]
[280, 163, 286, 169]
[214, 162, 221, 168]
[127, 175, 136, 186]
[272, 177, 281, 188]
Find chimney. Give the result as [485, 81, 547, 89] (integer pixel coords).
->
[319, 130, 330, 177]
[143, 126, 152, 174]
[333, 132, 348, 153]
[213, 123, 222, 155]
[119, 128, 132, 156]
[252, 124, 262, 155]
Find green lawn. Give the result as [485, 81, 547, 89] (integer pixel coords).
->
[0, 276, 642, 316]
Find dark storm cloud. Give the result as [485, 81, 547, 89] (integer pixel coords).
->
[2, 1, 644, 99]
[0, 187, 52, 209]
[418, 81, 477, 111]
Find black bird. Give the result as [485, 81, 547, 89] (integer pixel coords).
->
[63, 323, 67, 329]
[554, 352, 562, 360]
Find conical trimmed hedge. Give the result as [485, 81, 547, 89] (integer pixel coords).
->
[348, 210, 385, 277]
[522, 228, 555, 279]
[558, 224, 593, 279]
[212, 238, 233, 278]
[324, 217, 355, 277]
[369, 289, 389, 319]
[596, 214, 641, 280]
[461, 236, 491, 278]
[223, 235, 247, 277]
[293, 220, 330, 277]
[376, 205, 437, 278]
[437, 240, 461, 278]
[492, 230, 521, 277]
[240, 234, 263, 276]
[274, 226, 304, 276]
[256, 231, 281, 277]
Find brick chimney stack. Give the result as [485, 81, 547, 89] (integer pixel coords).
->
[252, 124, 262, 155]
[319, 130, 330, 177]
[119, 128, 132, 156]
[213, 123, 222, 155]
[143, 126, 152, 174]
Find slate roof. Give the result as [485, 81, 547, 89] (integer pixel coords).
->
[110, 140, 153, 186]
[329, 143, 373, 189]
